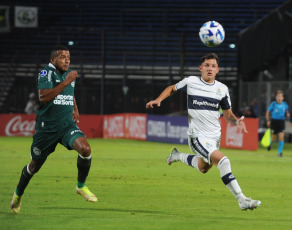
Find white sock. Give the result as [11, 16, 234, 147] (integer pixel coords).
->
[217, 156, 244, 200]
[175, 153, 200, 172]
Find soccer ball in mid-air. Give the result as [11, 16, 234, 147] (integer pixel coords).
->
[199, 21, 225, 47]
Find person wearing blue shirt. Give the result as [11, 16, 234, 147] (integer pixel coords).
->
[266, 90, 290, 157]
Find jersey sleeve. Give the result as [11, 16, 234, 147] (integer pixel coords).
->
[175, 77, 188, 92]
[37, 69, 54, 89]
[219, 86, 231, 110]
[267, 102, 274, 112]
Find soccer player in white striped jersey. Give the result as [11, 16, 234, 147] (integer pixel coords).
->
[146, 53, 261, 211]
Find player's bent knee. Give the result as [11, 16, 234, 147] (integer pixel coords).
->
[198, 159, 212, 174]
[80, 144, 91, 157]
[199, 164, 212, 174]
[74, 137, 91, 157]
[199, 168, 209, 174]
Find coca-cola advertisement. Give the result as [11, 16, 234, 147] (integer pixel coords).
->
[0, 114, 36, 136]
[0, 114, 104, 138]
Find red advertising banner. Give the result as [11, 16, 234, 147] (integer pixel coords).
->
[0, 114, 103, 138]
[220, 117, 259, 150]
[0, 114, 257, 150]
[103, 113, 146, 140]
[124, 113, 147, 140]
[103, 114, 125, 138]
[78, 115, 103, 138]
[0, 114, 36, 136]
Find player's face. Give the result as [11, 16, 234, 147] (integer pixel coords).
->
[51, 50, 70, 73]
[276, 93, 284, 103]
[199, 59, 219, 83]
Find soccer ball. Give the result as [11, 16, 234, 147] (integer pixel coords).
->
[199, 21, 225, 47]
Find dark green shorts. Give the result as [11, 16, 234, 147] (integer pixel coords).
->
[30, 122, 85, 161]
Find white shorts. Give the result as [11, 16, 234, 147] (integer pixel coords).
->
[188, 136, 220, 164]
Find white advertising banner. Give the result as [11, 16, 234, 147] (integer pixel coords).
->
[15, 6, 38, 28]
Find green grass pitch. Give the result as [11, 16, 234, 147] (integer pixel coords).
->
[1, 136, 292, 230]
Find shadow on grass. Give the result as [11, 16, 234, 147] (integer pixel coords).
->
[42, 206, 169, 215]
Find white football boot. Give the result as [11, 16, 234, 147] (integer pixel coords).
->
[238, 196, 261, 210]
[167, 147, 180, 165]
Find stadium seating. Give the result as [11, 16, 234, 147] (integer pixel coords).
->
[0, 0, 286, 113]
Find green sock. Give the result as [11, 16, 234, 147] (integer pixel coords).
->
[16, 165, 33, 197]
[77, 181, 85, 188]
[15, 188, 21, 196]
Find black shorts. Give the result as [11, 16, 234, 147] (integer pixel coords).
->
[270, 119, 285, 135]
[30, 122, 85, 162]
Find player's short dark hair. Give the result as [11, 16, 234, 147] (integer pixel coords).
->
[50, 45, 69, 58]
[200, 53, 219, 65]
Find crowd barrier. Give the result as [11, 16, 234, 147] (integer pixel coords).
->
[0, 113, 258, 150]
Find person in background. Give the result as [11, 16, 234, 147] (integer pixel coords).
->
[266, 90, 290, 157]
[24, 92, 39, 114]
[250, 98, 259, 117]
[242, 106, 257, 118]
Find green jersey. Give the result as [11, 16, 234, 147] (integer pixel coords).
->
[35, 63, 76, 131]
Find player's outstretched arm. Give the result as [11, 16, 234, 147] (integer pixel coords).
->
[223, 109, 248, 133]
[39, 71, 78, 103]
[146, 85, 176, 109]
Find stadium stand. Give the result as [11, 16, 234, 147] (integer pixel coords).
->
[0, 0, 287, 114]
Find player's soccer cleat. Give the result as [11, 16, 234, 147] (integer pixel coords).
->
[267, 145, 271, 151]
[238, 197, 261, 211]
[278, 153, 283, 157]
[167, 147, 180, 165]
[10, 192, 22, 213]
[76, 186, 98, 202]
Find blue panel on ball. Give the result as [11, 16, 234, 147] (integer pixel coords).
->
[210, 21, 217, 28]
[216, 29, 224, 40]
[207, 29, 213, 36]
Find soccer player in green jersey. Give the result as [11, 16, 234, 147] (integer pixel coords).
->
[10, 45, 97, 213]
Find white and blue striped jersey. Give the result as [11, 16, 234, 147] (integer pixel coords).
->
[175, 76, 231, 139]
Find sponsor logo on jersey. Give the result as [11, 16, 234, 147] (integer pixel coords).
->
[193, 100, 219, 109]
[40, 70, 47, 77]
[53, 94, 74, 106]
[188, 95, 220, 111]
[71, 129, 82, 135]
[206, 142, 212, 148]
[216, 88, 222, 96]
